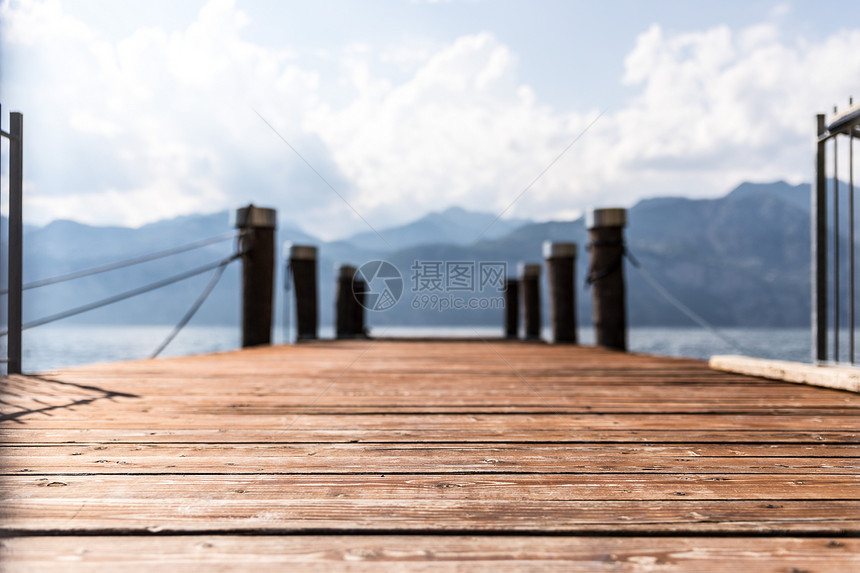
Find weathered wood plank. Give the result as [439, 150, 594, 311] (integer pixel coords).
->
[3, 496, 859, 534]
[3, 428, 858, 444]
[3, 473, 858, 501]
[3, 412, 860, 430]
[4, 443, 860, 474]
[6, 380, 857, 415]
[3, 535, 858, 572]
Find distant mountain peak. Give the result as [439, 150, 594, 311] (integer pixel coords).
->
[342, 205, 532, 250]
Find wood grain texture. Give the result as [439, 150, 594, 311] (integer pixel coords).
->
[3, 536, 859, 572]
[2, 340, 859, 569]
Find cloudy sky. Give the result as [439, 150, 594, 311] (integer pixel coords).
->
[1, 0, 858, 238]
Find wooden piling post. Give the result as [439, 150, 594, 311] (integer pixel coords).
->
[519, 263, 542, 340]
[235, 205, 277, 348]
[504, 278, 519, 339]
[543, 241, 577, 344]
[352, 272, 368, 338]
[587, 208, 627, 351]
[335, 265, 355, 339]
[336, 264, 366, 339]
[289, 244, 318, 340]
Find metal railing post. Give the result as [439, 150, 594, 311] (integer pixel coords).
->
[813, 114, 827, 363]
[833, 126, 840, 360]
[8, 112, 23, 374]
[850, 120, 856, 363]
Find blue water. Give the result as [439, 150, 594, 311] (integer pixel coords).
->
[5, 323, 813, 374]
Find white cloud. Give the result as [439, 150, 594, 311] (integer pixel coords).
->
[610, 21, 860, 199]
[3, 0, 321, 227]
[3, 0, 860, 239]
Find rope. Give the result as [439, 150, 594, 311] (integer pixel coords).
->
[0, 231, 238, 295]
[585, 239, 624, 286]
[0, 253, 242, 337]
[622, 248, 751, 355]
[150, 259, 233, 359]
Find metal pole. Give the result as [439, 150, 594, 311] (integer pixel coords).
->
[813, 114, 828, 363]
[7, 112, 23, 374]
[834, 134, 840, 361]
[851, 131, 855, 363]
[0, 103, 4, 356]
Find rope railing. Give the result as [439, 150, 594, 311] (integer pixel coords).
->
[621, 247, 761, 356]
[0, 231, 238, 295]
[150, 258, 233, 359]
[0, 252, 242, 338]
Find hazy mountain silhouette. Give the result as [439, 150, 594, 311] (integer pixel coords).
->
[344, 206, 530, 251]
[12, 181, 824, 330]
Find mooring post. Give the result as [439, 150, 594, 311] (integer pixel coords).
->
[289, 244, 318, 340]
[587, 207, 627, 351]
[352, 271, 368, 338]
[519, 263, 542, 340]
[504, 278, 519, 339]
[235, 205, 276, 348]
[7, 112, 23, 374]
[336, 264, 366, 339]
[543, 241, 577, 344]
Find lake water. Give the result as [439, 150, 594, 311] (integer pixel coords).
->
[4, 323, 814, 374]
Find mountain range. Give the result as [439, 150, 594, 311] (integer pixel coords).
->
[8, 180, 821, 332]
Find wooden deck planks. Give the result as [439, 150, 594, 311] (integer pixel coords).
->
[2, 340, 859, 569]
[3, 444, 860, 474]
[3, 536, 859, 572]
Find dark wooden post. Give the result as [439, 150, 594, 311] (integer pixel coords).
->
[7, 112, 23, 373]
[289, 244, 318, 340]
[336, 264, 366, 339]
[519, 263, 541, 340]
[544, 241, 577, 344]
[235, 205, 276, 348]
[352, 272, 368, 339]
[504, 278, 519, 339]
[587, 208, 627, 351]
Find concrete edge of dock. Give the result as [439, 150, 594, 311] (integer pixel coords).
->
[709, 354, 860, 393]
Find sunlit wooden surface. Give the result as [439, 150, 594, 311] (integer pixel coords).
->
[2, 340, 859, 570]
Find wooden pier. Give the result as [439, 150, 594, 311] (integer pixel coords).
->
[1, 340, 859, 570]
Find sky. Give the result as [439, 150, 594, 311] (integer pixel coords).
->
[0, 0, 858, 239]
